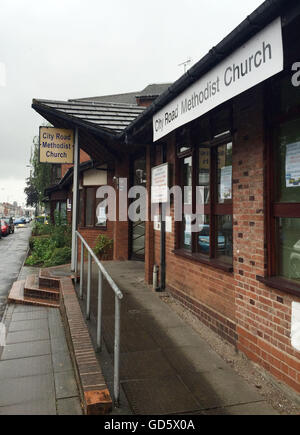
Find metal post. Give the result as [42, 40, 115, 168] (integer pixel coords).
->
[114, 295, 121, 407]
[74, 235, 78, 276]
[96, 270, 103, 351]
[160, 203, 166, 291]
[86, 252, 91, 320]
[71, 128, 79, 272]
[80, 240, 84, 300]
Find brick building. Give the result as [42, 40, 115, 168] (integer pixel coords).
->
[33, 0, 300, 393]
[41, 84, 170, 254]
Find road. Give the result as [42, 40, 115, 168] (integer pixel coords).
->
[0, 225, 32, 321]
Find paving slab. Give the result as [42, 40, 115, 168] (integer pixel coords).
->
[48, 320, 66, 340]
[1, 340, 51, 360]
[162, 346, 228, 374]
[12, 305, 46, 314]
[52, 351, 73, 373]
[6, 327, 49, 344]
[0, 354, 52, 379]
[180, 367, 264, 410]
[50, 336, 69, 354]
[103, 320, 159, 354]
[149, 325, 207, 349]
[11, 310, 48, 322]
[122, 376, 201, 415]
[203, 402, 279, 415]
[0, 374, 55, 407]
[8, 318, 49, 332]
[0, 300, 82, 415]
[56, 397, 83, 415]
[0, 399, 56, 415]
[119, 350, 176, 381]
[54, 371, 79, 399]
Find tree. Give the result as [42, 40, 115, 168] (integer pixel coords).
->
[24, 178, 39, 208]
[24, 132, 52, 209]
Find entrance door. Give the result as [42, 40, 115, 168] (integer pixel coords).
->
[130, 156, 146, 261]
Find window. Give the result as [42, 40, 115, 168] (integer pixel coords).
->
[267, 74, 300, 290]
[51, 165, 62, 183]
[55, 201, 67, 222]
[80, 186, 107, 228]
[176, 108, 233, 270]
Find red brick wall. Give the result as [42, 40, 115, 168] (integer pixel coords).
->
[61, 149, 91, 178]
[77, 222, 114, 261]
[149, 85, 300, 392]
[233, 86, 300, 393]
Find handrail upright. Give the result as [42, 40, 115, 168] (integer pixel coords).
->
[75, 230, 123, 407]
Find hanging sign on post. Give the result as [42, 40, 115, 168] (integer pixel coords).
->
[39, 127, 74, 164]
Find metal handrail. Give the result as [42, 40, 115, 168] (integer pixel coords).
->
[75, 230, 123, 407]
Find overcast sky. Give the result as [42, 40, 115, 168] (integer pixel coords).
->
[0, 0, 264, 205]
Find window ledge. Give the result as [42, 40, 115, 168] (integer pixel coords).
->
[257, 276, 300, 297]
[173, 249, 233, 273]
[78, 226, 107, 231]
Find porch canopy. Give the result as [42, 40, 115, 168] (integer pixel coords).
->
[32, 98, 146, 164]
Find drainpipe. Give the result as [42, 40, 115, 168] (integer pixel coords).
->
[157, 143, 166, 292]
[153, 264, 159, 291]
[71, 128, 79, 272]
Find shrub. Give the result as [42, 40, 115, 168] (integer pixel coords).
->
[93, 234, 113, 260]
[26, 219, 72, 267]
[44, 247, 71, 267]
[31, 222, 52, 237]
[25, 237, 55, 266]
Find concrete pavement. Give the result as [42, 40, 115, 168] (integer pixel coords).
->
[77, 260, 280, 415]
[0, 303, 82, 415]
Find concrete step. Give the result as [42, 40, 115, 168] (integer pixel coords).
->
[8, 279, 60, 308]
[24, 275, 59, 302]
[38, 269, 60, 290]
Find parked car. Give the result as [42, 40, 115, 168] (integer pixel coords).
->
[3, 217, 14, 234]
[14, 217, 26, 228]
[34, 215, 49, 225]
[1, 219, 10, 236]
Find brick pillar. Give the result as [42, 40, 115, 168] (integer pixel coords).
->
[113, 156, 130, 261]
[145, 144, 155, 284]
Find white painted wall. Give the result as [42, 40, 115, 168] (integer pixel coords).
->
[291, 302, 300, 352]
[83, 166, 108, 186]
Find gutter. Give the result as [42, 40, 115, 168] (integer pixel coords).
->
[120, 0, 290, 140]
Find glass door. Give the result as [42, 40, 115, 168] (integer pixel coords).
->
[130, 156, 146, 261]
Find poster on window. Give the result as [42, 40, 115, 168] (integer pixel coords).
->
[220, 166, 232, 200]
[184, 215, 192, 246]
[286, 142, 300, 188]
[96, 206, 107, 226]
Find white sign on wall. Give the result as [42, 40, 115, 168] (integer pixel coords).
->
[153, 17, 283, 142]
[154, 215, 172, 233]
[291, 302, 300, 352]
[151, 163, 169, 204]
[286, 142, 300, 188]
